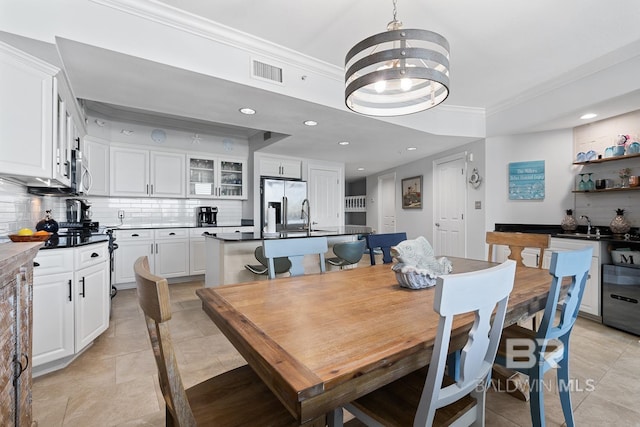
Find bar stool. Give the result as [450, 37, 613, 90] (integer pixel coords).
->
[244, 246, 291, 276]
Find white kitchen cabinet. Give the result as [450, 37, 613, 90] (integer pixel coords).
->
[114, 228, 189, 285]
[0, 42, 84, 184]
[110, 147, 185, 197]
[32, 243, 110, 373]
[187, 155, 247, 199]
[189, 228, 209, 275]
[83, 136, 110, 196]
[549, 238, 603, 317]
[259, 156, 301, 179]
[154, 228, 190, 278]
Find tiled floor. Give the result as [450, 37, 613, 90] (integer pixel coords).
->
[32, 280, 640, 426]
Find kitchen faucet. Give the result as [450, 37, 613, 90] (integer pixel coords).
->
[301, 199, 311, 231]
[580, 215, 591, 235]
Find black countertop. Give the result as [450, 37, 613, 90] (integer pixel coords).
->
[207, 226, 372, 242]
[494, 223, 640, 243]
[40, 232, 110, 249]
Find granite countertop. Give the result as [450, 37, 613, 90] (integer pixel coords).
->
[494, 223, 640, 243]
[104, 224, 248, 230]
[208, 225, 372, 242]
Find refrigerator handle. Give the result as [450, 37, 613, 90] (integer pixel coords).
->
[283, 196, 287, 229]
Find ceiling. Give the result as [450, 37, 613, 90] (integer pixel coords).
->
[4, 0, 640, 181]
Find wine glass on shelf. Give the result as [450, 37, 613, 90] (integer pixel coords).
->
[578, 174, 587, 191]
[586, 173, 595, 191]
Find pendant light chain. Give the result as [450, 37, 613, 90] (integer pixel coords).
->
[392, 0, 398, 22]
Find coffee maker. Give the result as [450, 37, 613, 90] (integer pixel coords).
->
[196, 206, 218, 226]
[66, 198, 92, 223]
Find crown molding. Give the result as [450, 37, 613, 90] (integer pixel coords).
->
[91, 0, 343, 81]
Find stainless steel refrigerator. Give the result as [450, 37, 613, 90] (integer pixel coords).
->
[261, 178, 308, 231]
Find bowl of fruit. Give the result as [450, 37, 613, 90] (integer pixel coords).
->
[9, 228, 52, 242]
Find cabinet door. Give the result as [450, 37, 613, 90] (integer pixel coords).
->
[219, 158, 247, 199]
[189, 238, 206, 275]
[579, 257, 600, 316]
[32, 272, 74, 366]
[110, 147, 149, 197]
[150, 151, 185, 198]
[114, 239, 153, 284]
[279, 158, 302, 179]
[84, 137, 109, 196]
[53, 95, 71, 186]
[188, 156, 216, 198]
[0, 46, 54, 179]
[75, 262, 109, 351]
[155, 239, 190, 278]
[259, 157, 301, 179]
[0, 275, 17, 424]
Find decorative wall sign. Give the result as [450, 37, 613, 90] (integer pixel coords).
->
[402, 175, 423, 209]
[509, 161, 545, 200]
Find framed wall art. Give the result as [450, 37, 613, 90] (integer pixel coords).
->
[402, 175, 423, 209]
[508, 160, 545, 200]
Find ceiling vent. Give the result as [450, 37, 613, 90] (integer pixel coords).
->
[263, 131, 272, 141]
[252, 59, 283, 84]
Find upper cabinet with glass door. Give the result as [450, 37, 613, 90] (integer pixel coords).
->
[188, 155, 247, 199]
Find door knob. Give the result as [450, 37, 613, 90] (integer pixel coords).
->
[435, 223, 440, 227]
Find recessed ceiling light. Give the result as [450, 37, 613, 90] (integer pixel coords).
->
[239, 107, 256, 115]
[580, 113, 597, 120]
[407, 147, 417, 151]
[303, 120, 318, 126]
[338, 141, 350, 146]
[357, 167, 365, 171]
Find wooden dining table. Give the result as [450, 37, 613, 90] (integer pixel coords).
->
[196, 257, 557, 424]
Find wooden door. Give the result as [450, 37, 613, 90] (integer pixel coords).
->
[378, 173, 396, 233]
[309, 165, 342, 228]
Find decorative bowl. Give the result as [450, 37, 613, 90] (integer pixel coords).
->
[9, 232, 52, 242]
[392, 263, 438, 289]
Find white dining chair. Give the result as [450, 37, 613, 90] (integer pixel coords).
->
[262, 237, 328, 279]
[331, 259, 516, 427]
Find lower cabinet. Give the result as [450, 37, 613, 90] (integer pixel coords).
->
[32, 243, 110, 374]
[114, 228, 189, 285]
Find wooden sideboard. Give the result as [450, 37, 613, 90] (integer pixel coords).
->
[1, 242, 42, 427]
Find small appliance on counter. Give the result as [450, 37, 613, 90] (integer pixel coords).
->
[196, 206, 218, 226]
[36, 210, 59, 233]
[66, 198, 92, 223]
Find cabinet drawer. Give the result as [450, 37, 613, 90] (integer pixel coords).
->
[34, 248, 74, 276]
[222, 226, 254, 233]
[76, 243, 109, 269]
[115, 229, 154, 241]
[155, 228, 188, 239]
[190, 227, 217, 238]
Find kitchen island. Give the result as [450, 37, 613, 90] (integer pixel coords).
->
[205, 226, 371, 287]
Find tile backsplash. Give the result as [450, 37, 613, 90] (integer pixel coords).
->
[0, 177, 245, 240]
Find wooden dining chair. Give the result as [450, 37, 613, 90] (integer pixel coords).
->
[133, 256, 309, 427]
[365, 232, 407, 265]
[244, 245, 292, 276]
[262, 236, 328, 279]
[486, 231, 550, 268]
[495, 247, 592, 427]
[332, 260, 516, 427]
[326, 239, 366, 269]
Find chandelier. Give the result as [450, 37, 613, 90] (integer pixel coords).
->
[344, 0, 450, 116]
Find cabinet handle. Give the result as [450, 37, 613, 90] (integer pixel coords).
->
[151, 184, 154, 195]
[12, 353, 29, 387]
[63, 160, 70, 177]
[33, 261, 40, 267]
[155, 243, 158, 253]
[80, 277, 85, 298]
[68, 279, 72, 301]
[91, 252, 99, 258]
[132, 233, 139, 237]
[169, 232, 175, 236]
[151, 243, 154, 254]
[75, 137, 80, 150]
[146, 184, 149, 195]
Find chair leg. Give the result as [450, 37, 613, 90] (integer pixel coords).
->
[557, 344, 575, 427]
[528, 365, 546, 427]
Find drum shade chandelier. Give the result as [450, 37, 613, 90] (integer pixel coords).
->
[345, 0, 450, 116]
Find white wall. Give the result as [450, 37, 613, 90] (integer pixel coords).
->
[485, 129, 575, 232]
[366, 139, 486, 260]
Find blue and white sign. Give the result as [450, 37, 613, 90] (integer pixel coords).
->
[509, 161, 545, 200]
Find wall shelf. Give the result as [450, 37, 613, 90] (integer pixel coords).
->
[572, 186, 640, 194]
[573, 152, 640, 165]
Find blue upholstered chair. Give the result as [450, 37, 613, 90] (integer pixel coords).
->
[365, 232, 407, 265]
[331, 260, 517, 427]
[326, 239, 366, 269]
[495, 247, 593, 427]
[262, 237, 328, 279]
